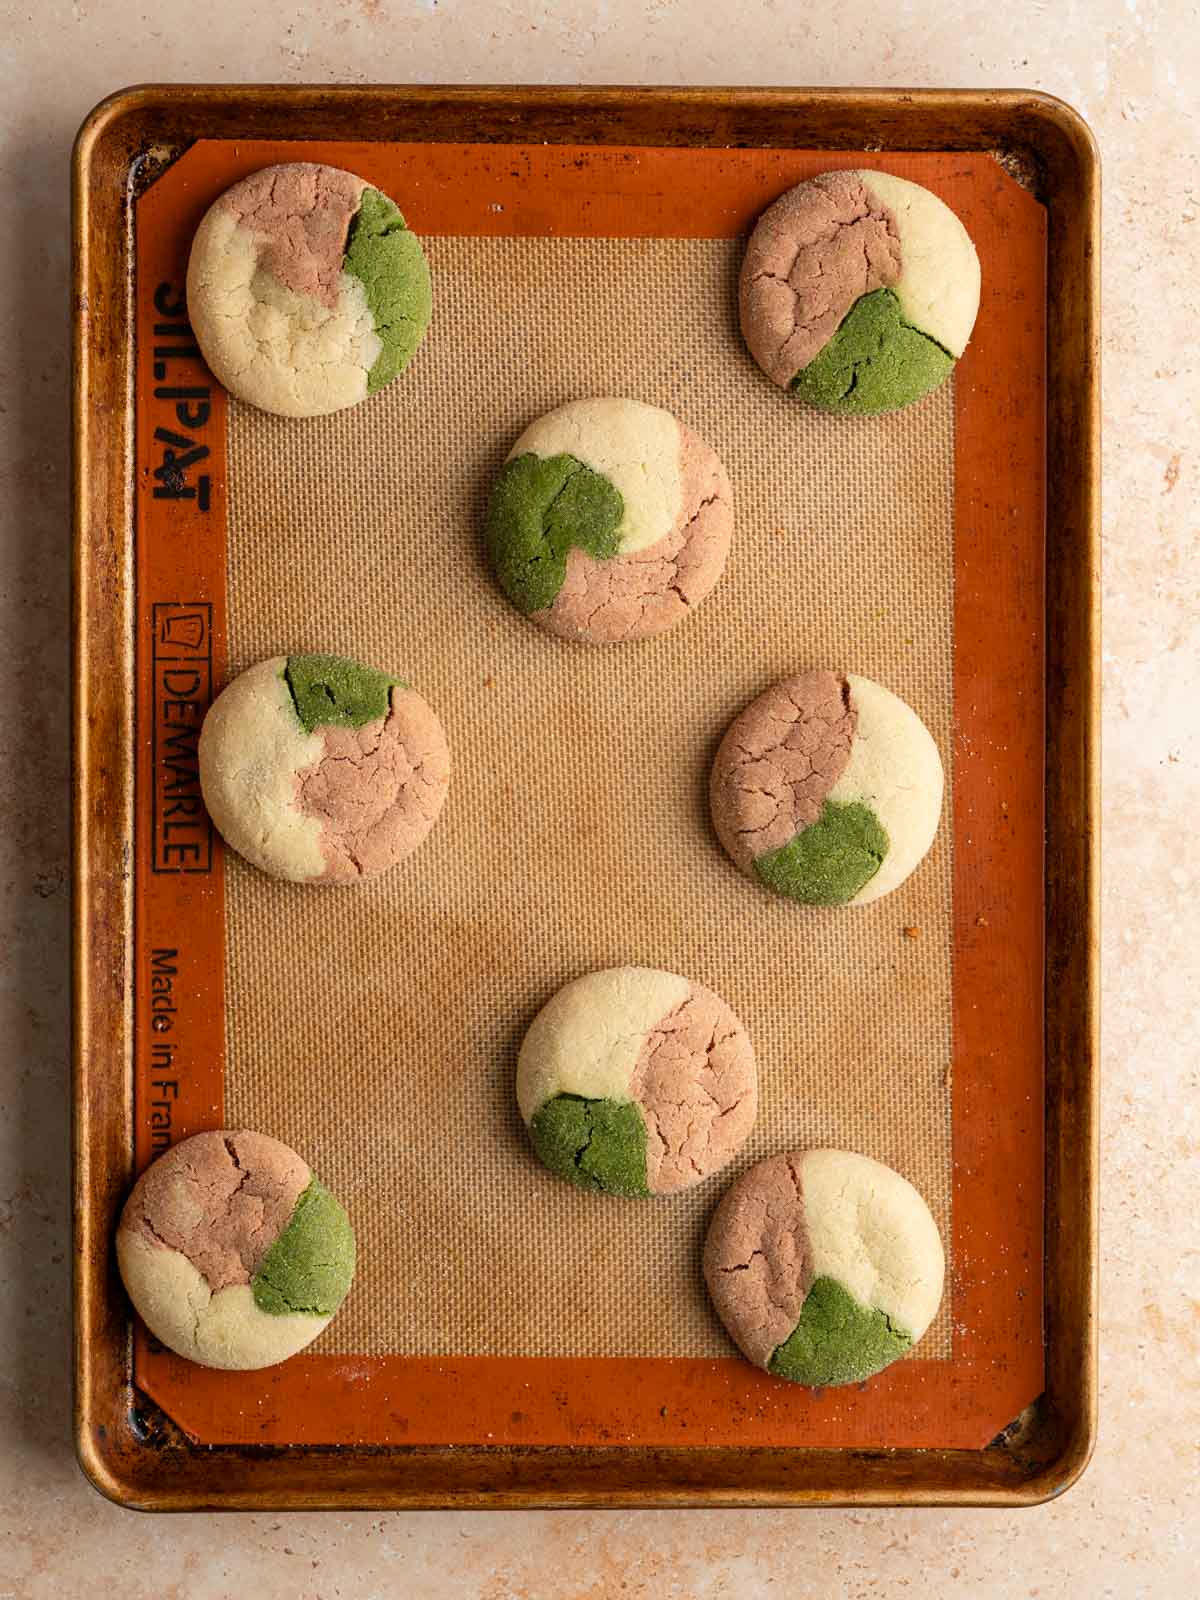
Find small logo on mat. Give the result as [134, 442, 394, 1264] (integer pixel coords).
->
[151, 603, 212, 874]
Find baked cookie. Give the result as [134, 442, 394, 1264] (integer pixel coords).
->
[704, 1149, 944, 1386]
[116, 1130, 355, 1371]
[186, 162, 431, 417]
[710, 670, 943, 906]
[740, 169, 980, 414]
[485, 398, 733, 644]
[199, 653, 450, 884]
[517, 967, 757, 1196]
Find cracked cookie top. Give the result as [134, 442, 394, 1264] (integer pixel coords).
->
[121, 1129, 310, 1291]
[710, 671, 944, 907]
[116, 1130, 356, 1371]
[485, 398, 733, 644]
[740, 169, 980, 415]
[198, 654, 450, 885]
[516, 966, 757, 1197]
[186, 162, 432, 418]
[703, 1148, 944, 1386]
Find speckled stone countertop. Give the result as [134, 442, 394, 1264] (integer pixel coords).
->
[2, 2, 1196, 1594]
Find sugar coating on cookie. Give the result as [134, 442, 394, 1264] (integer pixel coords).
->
[704, 1149, 944, 1386]
[517, 966, 757, 1196]
[740, 169, 980, 414]
[485, 398, 733, 644]
[199, 653, 450, 884]
[115, 1130, 356, 1371]
[710, 670, 943, 906]
[186, 163, 431, 418]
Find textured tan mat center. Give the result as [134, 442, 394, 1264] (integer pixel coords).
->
[225, 234, 953, 1359]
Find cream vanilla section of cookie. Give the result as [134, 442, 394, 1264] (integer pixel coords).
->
[703, 1149, 944, 1387]
[709, 670, 942, 907]
[517, 967, 690, 1121]
[826, 673, 945, 905]
[485, 398, 733, 644]
[517, 967, 757, 1197]
[198, 653, 450, 884]
[115, 1130, 356, 1371]
[187, 162, 432, 418]
[799, 1149, 945, 1341]
[199, 657, 328, 882]
[857, 169, 981, 358]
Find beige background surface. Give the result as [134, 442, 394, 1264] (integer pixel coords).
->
[1, 1, 1195, 1595]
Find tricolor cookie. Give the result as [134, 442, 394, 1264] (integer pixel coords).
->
[740, 170, 980, 415]
[198, 653, 450, 884]
[485, 398, 733, 644]
[116, 1130, 356, 1371]
[710, 671, 943, 906]
[517, 967, 757, 1197]
[704, 1149, 944, 1387]
[187, 162, 431, 417]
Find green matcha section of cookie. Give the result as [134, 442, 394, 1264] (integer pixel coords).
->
[754, 799, 888, 906]
[529, 1094, 649, 1197]
[284, 653, 400, 734]
[342, 186, 432, 395]
[790, 288, 954, 416]
[486, 453, 624, 615]
[768, 1275, 913, 1386]
[251, 1179, 356, 1318]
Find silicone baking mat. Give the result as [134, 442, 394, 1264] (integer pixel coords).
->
[131, 140, 1045, 1449]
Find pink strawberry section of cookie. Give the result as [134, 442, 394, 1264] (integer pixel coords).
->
[121, 1130, 310, 1292]
[740, 171, 902, 387]
[710, 671, 857, 872]
[702, 1152, 812, 1368]
[294, 686, 450, 882]
[538, 423, 732, 644]
[631, 982, 757, 1194]
[221, 162, 366, 309]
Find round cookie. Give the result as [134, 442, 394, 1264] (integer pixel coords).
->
[739, 169, 980, 415]
[710, 670, 943, 906]
[485, 398, 733, 644]
[115, 1130, 355, 1371]
[704, 1149, 944, 1386]
[199, 653, 450, 884]
[517, 967, 757, 1196]
[186, 162, 432, 418]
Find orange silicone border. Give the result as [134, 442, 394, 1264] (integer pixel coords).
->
[132, 141, 1045, 1450]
